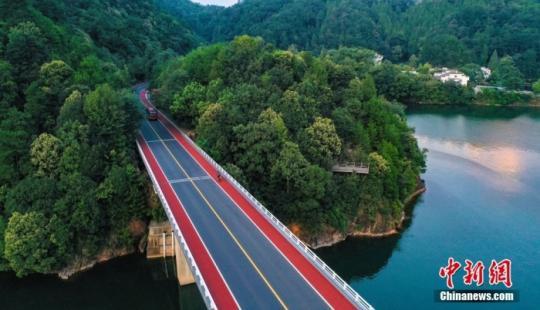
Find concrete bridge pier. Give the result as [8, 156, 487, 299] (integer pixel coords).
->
[174, 235, 195, 286]
[146, 221, 195, 286]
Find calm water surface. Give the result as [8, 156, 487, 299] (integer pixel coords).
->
[0, 255, 204, 309]
[318, 105, 540, 309]
[1, 106, 539, 309]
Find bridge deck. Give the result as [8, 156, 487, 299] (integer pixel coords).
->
[136, 87, 372, 309]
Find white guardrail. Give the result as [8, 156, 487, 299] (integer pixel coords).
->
[136, 141, 218, 310]
[162, 114, 374, 310]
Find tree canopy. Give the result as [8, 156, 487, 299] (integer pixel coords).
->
[0, 0, 195, 276]
[154, 36, 426, 234]
[159, 0, 540, 82]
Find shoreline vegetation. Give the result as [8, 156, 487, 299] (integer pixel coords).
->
[2, 0, 540, 280]
[152, 36, 427, 255]
[300, 180, 426, 249]
[472, 99, 540, 108]
[0, 0, 193, 278]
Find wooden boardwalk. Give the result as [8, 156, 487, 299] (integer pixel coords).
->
[332, 162, 369, 174]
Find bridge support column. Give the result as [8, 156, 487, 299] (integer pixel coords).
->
[175, 236, 195, 286]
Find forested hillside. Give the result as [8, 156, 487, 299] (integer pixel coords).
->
[3, 0, 533, 278]
[158, 0, 540, 81]
[0, 0, 195, 276]
[153, 36, 426, 240]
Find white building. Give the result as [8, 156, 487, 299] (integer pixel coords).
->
[433, 68, 470, 86]
[481, 67, 492, 79]
[374, 53, 384, 65]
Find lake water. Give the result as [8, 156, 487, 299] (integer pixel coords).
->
[318, 105, 540, 309]
[0, 255, 204, 310]
[1, 105, 539, 309]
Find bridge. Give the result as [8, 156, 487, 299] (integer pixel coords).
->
[135, 86, 373, 309]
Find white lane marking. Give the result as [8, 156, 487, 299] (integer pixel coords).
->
[146, 138, 176, 143]
[156, 112, 334, 309]
[170, 176, 211, 184]
[146, 120, 288, 308]
[138, 132, 241, 309]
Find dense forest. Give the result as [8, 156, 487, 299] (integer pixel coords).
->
[0, 0, 195, 276]
[2, 0, 537, 278]
[158, 0, 540, 82]
[152, 36, 426, 238]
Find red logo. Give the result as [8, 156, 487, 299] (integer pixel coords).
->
[439, 257, 461, 289]
[439, 258, 512, 289]
[489, 259, 512, 288]
[463, 260, 484, 286]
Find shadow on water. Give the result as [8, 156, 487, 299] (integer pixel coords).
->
[0, 254, 205, 310]
[316, 194, 425, 283]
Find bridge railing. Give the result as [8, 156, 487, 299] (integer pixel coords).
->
[165, 115, 374, 310]
[136, 141, 218, 310]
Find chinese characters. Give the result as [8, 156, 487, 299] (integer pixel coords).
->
[439, 258, 512, 289]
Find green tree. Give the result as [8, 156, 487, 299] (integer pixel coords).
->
[345, 75, 377, 102]
[57, 121, 89, 176]
[0, 109, 32, 184]
[97, 165, 145, 246]
[492, 56, 525, 90]
[55, 173, 100, 256]
[4, 212, 57, 277]
[0, 60, 17, 112]
[271, 142, 309, 194]
[57, 90, 85, 128]
[4, 22, 48, 88]
[30, 133, 62, 178]
[300, 117, 342, 166]
[4, 176, 59, 215]
[83, 85, 139, 174]
[73, 55, 108, 87]
[298, 165, 330, 202]
[211, 35, 266, 85]
[273, 90, 309, 134]
[39, 60, 74, 95]
[532, 79, 540, 94]
[488, 50, 500, 70]
[171, 82, 207, 126]
[196, 103, 232, 161]
[222, 163, 248, 188]
[155, 35, 426, 234]
[0, 217, 8, 271]
[232, 108, 287, 182]
[331, 107, 355, 141]
[419, 34, 471, 67]
[460, 63, 484, 85]
[24, 60, 74, 131]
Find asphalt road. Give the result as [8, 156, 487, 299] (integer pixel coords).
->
[140, 118, 334, 309]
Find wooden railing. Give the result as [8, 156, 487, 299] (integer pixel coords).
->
[332, 162, 370, 174]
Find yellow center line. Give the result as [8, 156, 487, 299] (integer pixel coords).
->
[145, 121, 289, 309]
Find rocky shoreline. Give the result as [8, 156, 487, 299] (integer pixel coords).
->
[56, 231, 147, 279]
[301, 182, 427, 249]
[56, 247, 136, 280]
[53, 183, 426, 278]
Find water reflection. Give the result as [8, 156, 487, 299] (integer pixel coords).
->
[0, 254, 206, 310]
[316, 195, 422, 283]
[408, 105, 540, 154]
[318, 105, 540, 309]
[316, 235, 400, 282]
[415, 135, 535, 194]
